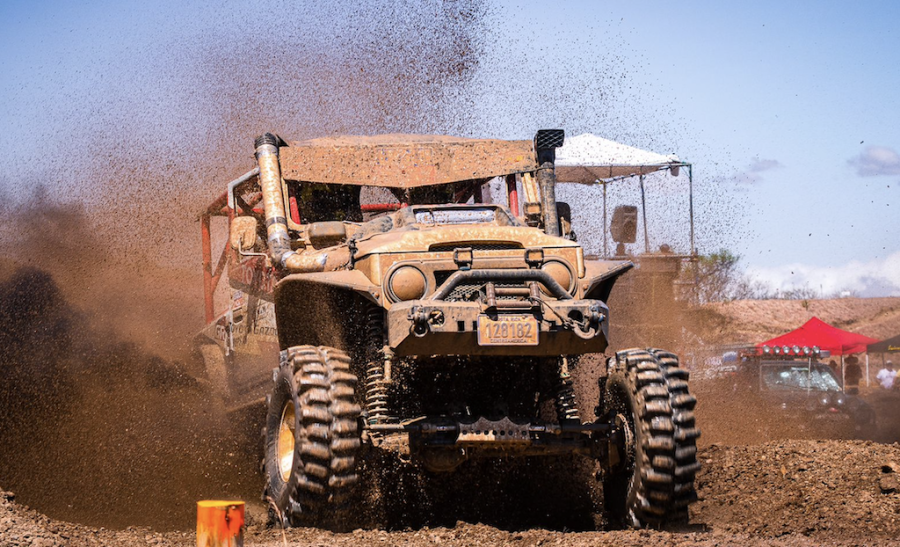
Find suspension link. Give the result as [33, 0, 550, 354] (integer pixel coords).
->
[555, 356, 580, 423]
[364, 307, 390, 427]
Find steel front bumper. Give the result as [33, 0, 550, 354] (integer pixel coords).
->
[386, 298, 609, 356]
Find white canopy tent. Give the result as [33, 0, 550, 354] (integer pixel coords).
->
[555, 133, 684, 183]
[552, 133, 695, 258]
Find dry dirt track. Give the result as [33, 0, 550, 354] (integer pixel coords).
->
[3, 439, 899, 547]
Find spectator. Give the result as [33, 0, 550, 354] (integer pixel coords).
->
[828, 359, 840, 382]
[876, 361, 896, 390]
[845, 355, 863, 394]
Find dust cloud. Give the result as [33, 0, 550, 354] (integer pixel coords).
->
[0, 0, 494, 530]
[0, 0, 754, 534]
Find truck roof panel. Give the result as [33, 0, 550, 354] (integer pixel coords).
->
[279, 134, 538, 188]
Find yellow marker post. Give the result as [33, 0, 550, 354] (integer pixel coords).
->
[197, 500, 244, 547]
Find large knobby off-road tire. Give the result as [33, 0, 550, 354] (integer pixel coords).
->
[602, 348, 701, 528]
[264, 346, 362, 526]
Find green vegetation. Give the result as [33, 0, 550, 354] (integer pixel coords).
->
[686, 250, 856, 304]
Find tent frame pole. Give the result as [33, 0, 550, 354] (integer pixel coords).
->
[602, 181, 608, 258]
[865, 353, 869, 387]
[640, 174, 649, 253]
[841, 355, 845, 394]
[688, 164, 695, 256]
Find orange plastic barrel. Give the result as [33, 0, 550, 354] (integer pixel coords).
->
[197, 500, 244, 547]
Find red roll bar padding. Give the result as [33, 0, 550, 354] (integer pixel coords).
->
[361, 203, 403, 213]
[506, 174, 519, 216]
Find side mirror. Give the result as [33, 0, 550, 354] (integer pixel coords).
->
[610, 205, 638, 244]
[230, 216, 259, 252]
[308, 221, 347, 248]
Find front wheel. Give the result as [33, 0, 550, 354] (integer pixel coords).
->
[601, 348, 700, 528]
[264, 346, 362, 526]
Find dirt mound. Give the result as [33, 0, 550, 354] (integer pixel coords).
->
[694, 440, 900, 540]
[3, 440, 899, 546]
[704, 296, 900, 343]
[0, 490, 191, 547]
[0, 267, 260, 532]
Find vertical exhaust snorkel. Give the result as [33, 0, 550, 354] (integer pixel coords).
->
[534, 129, 565, 237]
[254, 133, 327, 273]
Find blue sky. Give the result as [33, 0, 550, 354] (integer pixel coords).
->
[1, 1, 898, 296]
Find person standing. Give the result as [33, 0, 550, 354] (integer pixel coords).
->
[828, 359, 841, 384]
[845, 355, 863, 394]
[876, 361, 896, 390]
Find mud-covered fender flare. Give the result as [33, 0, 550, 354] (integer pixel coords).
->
[582, 260, 634, 303]
[273, 269, 381, 350]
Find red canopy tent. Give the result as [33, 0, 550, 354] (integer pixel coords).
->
[756, 317, 879, 356]
[756, 317, 880, 390]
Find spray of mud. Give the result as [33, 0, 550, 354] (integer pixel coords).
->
[0, 0, 756, 533]
[0, 1, 494, 530]
[0, 264, 254, 531]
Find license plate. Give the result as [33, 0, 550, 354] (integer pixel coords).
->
[477, 314, 539, 346]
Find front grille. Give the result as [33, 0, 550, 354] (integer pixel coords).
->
[446, 282, 483, 302]
[429, 242, 523, 252]
[444, 282, 525, 302]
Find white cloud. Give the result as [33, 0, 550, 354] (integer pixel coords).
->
[848, 146, 900, 177]
[749, 158, 782, 173]
[732, 157, 783, 185]
[746, 250, 900, 298]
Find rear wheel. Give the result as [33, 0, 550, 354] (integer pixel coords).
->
[264, 346, 362, 526]
[601, 348, 700, 528]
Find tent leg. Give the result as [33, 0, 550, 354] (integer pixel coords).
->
[602, 181, 608, 258]
[688, 164, 695, 256]
[865, 354, 870, 387]
[841, 355, 845, 393]
[640, 174, 649, 253]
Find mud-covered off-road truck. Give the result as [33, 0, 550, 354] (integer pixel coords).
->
[196, 130, 700, 528]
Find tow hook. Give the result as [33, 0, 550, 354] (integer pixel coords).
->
[408, 306, 444, 337]
[573, 303, 605, 339]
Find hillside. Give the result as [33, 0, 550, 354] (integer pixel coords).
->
[699, 296, 900, 345]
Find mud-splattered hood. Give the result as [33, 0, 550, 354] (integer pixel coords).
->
[351, 204, 580, 259]
[352, 224, 580, 259]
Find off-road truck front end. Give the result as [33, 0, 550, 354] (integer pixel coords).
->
[195, 130, 700, 529]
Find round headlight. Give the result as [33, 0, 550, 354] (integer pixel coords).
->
[387, 266, 427, 301]
[773, 346, 782, 355]
[540, 260, 574, 295]
[782, 345, 791, 355]
[803, 346, 811, 355]
[792, 345, 800, 355]
[763, 345, 771, 354]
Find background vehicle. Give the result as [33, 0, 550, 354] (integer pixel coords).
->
[732, 352, 876, 438]
[195, 131, 701, 529]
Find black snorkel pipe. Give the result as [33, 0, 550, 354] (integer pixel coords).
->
[534, 129, 565, 237]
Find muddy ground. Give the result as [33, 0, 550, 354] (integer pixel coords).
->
[3, 268, 900, 546]
[2, 439, 899, 547]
